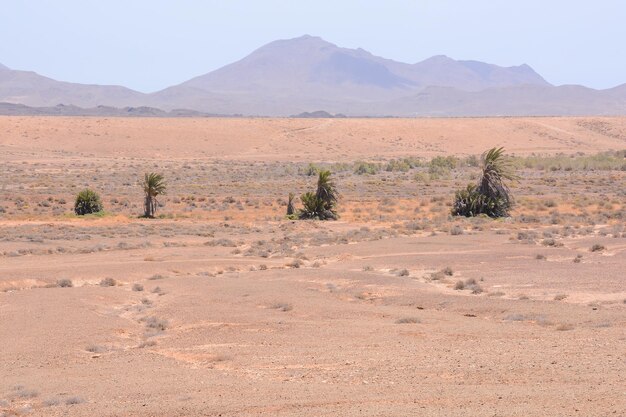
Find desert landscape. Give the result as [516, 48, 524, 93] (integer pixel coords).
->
[0, 116, 624, 416]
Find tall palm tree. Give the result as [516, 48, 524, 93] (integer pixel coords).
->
[143, 172, 166, 218]
[477, 147, 516, 215]
[315, 170, 338, 212]
[298, 170, 339, 220]
[452, 147, 517, 218]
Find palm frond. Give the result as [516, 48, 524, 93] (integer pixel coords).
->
[315, 170, 338, 210]
[143, 172, 166, 196]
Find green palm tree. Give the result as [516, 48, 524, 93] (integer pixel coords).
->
[453, 147, 517, 218]
[142, 172, 166, 218]
[477, 147, 516, 216]
[298, 170, 339, 220]
[315, 170, 338, 212]
[298, 192, 325, 219]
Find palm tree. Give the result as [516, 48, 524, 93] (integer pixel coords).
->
[478, 147, 516, 207]
[299, 170, 339, 220]
[452, 147, 516, 218]
[298, 192, 325, 219]
[142, 172, 166, 218]
[315, 170, 338, 212]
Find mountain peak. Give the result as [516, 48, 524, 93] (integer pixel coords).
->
[420, 55, 455, 64]
[265, 34, 337, 50]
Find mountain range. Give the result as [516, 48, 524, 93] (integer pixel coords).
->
[2, 35, 626, 117]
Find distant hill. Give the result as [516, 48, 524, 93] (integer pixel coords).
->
[291, 110, 346, 118]
[2, 36, 626, 116]
[0, 102, 233, 117]
[0, 62, 145, 108]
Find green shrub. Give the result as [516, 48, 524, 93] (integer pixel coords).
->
[384, 159, 410, 172]
[354, 161, 379, 175]
[74, 189, 103, 215]
[298, 192, 326, 219]
[430, 156, 458, 169]
[303, 163, 320, 176]
[427, 155, 459, 178]
[451, 184, 508, 218]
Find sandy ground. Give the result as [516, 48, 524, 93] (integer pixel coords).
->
[1, 116, 625, 161]
[0, 116, 625, 417]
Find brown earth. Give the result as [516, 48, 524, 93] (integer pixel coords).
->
[0, 116, 625, 417]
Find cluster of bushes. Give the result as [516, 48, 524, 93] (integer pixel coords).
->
[512, 150, 626, 171]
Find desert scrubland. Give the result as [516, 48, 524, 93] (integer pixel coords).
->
[0, 116, 625, 417]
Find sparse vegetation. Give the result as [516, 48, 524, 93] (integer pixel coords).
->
[65, 396, 85, 405]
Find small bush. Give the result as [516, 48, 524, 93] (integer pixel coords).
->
[74, 189, 103, 215]
[469, 284, 483, 294]
[395, 317, 420, 324]
[65, 396, 85, 405]
[271, 302, 293, 312]
[132, 283, 144, 292]
[85, 345, 107, 353]
[354, 161, 379, 175]
[56, 278, 73, 288]
[590, 244, 605, 252]
[450, 225, 464, 235]
[144, 316, 168, 331]
[42, 398, 60, 407]
[99, 277, 116, 287]
[385, 159, 410, 172]
[303, 163, 319, 176]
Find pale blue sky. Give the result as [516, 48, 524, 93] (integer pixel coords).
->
[1, 1, 624, 92]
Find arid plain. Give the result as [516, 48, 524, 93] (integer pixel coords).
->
[1, 116, 625, 417]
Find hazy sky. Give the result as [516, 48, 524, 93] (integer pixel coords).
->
[1, 1, 624, 92]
